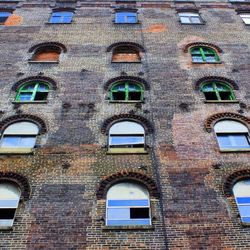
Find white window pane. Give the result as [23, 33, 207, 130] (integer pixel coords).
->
[0, 183, 20, 200]
[109, 121, 144, 135]
[180, 17, 191, 23]
[214, 120, 248, 133]
[4, 122, 39, 135]
[107, 182, 149, 200]
[233, 180, 250, 197]
[191, 17, 202, 23]
[0, 219, 14, 227]
[179, 12, 199, 17]
[107, 208, 130, 220]
[238, 206, 250, 217]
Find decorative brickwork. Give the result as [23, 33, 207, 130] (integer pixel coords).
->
[0, 114, 47, 134]
[28, 42, 67, 53]
[224, 170, 250, 197]
[183, 42, 223, 53]
[205, 112, 250, 132]
[0, 172, 30, 200]
[12, 76, 57, 91]
[96, 171, 159, 199]
[101, 113, 154, 134]
[195, 76, 239, 90]
[104, 76, 150, 90]
[107, 42, 145, 52]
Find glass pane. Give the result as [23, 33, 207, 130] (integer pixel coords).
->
[113, 84, 126, 92]
[238, 205, 250, 217]
[110, 136, 144, 146]
[216, 83, 230, 91]
[0, 219, 14, 227]
[128, 92, 141, 101]
[219, 92, 232, 100]
[37, 84, 49, 91]
[192, 56, 203, 62]
[242, 17, 250, 25]
[50, 16, 61, 23]
[217, 134, 250, 149]
[130, 208, 149, 219]
[241, 217, 250, 223]
[191, 17, 202, 23]
[63, 16, 72, 23]
[116, 12, 136, 23]
[237, 197, 250, 204]
[107, 219, 150, 226]
[0, 200, 19, 208]
[217, 134, 232, 148]
[180, 17, 191, 23]
[19, 93, 33, 101]
[128, 84, 140, 91]
[108, 200, 149, 207]
[107, 208, 130, 220]
[0, 209, 16, 219]
[127, 15, 137, 23]
[21, 84, 36, 91]
[1, 136, 36, 148]
[202, 83, 213, 91]
[205, 56, 217, 62]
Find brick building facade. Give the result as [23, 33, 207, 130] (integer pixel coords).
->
[0, 0, 249, 249]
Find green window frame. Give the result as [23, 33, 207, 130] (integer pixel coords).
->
[191, 47, 220, 63]
[201, 82, 235, 101]
[15, 82, 50, 102]
[109, 82, 144, 101]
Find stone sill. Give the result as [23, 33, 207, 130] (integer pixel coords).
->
[0, 226, 13, 231]
[219, 148, 250, 153]
[0, 148, 34, 154]
[107, 148, 148, 154]
[12, 101, 48, 104]
[45, 22, 72, 25]
[28, 60, 59, 64]
[192, 61, 222, 64]
[102, 225, 154, 231]
[180, 22, 205, 26]
[109, 100, 143, 103]
[113, 22, 141, 25]
[111, 61, 141, 64]
[204, 100, 239, 103]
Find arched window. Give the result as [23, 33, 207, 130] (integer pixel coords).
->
[106, 182, 151, 226]
[112, 46, 141, 62]
[233, 179, 250, 224]
[214, 120, 250, 150]
[49, 11, 74, 24]
[191, 47, 220, 63]
[15, 82, 50, 102]
[31, 47, 60, 62]
[109, 121, 145, 150]
[201, 81, 235, 101]
[110, 82, 144, 101]
[0, 121, 39, 149]
[0, 182, 21, 228]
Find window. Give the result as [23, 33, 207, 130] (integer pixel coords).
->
[191, 47, 220, 63]
[0, 121, 39, 149]
[31, 47, 60, 62]
[0, 12, 11, 25]
[109, 121, 145, 149]
[233, 180, 250, 224]
[106, 182, 151, 226]
[240, 14, 250, 25]
[15, 82, 50, 102]
[0, 182, 21, 228]
[110, 82, 144, 101]
[115, 11, 137, 24]
[178, 12, 203, 24]
[201, 82, 235, 101]
[214, 120, 250, 150]
[112, 46, 141, 62]
[49, 11, 73, 24]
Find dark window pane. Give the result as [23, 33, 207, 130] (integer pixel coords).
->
[204, 92, 218, 100]
[129, 92, 141, 100]
[130, 208, 150, 219]
[112, 92, 126, 100]
[219, 92, 232, 100]
[34, 92, 48, 101]
[0, 209, 16, 219]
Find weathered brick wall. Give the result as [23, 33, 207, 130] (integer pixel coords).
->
[0, 1, 249, 249]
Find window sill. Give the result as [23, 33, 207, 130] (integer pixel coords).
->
[109, 100, 143, 103]
[0, 148, 34, 154]
[204, 100, 239, 103]
[219, 148, 250, 153]
[28, 60, 59, 64]
[45, 22, 72, 25]
[0, 226, 13, 231]
[113, 22, 141, 25]
[111, 61, 141, 64]
[192, 61, 222, 64]
[180, 23, 205, 25]
[107, 148, 148, 154]
[12, 101, 48, 104]
[102, 225, 154, 230]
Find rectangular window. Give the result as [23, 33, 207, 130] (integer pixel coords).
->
[115, 12, 137, 24]
[179, 12, 203, 24]
[49, 11, 73, 24]
[240, 14, 250, 25]
[0, 12, 11, 25]
[217, 133, 250, 149]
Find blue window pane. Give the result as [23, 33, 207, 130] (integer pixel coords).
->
[0, 200, 19, 208]
[236, 197, 250, 204]
[116, 12, 137, 24]
[0, 12, 10, 23]
[205, 56, 217, 62]
[241, 217, 250, 223]
[50, 12, 73, 23]
[217, 134, 250, 149]
[1, 136, 36, 148]
[19, 93, 32, 101]
[110, 136, 144, 146]
[192, 56, 203, 62]
[107, 219, 150, 226]
[108, 200, 149, 207]
[238, 205, 250, 217]
[107, 208, 130, 220]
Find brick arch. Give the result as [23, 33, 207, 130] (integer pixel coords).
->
[101, 114, 154, 135]
[96, 171, 159, 199]
[0, 172, 30, 200]
[104, 76, 150, 91]
[107, 42, 145, 53]
[223, 170, 250, 197]
[195, 76, 239, 91]
[28, 42, 67, 53]
[183, 42, 223, 53]
[205, 112, 250, 132]
[12, 76, 57, 91]
[0, 114, 47, 134]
